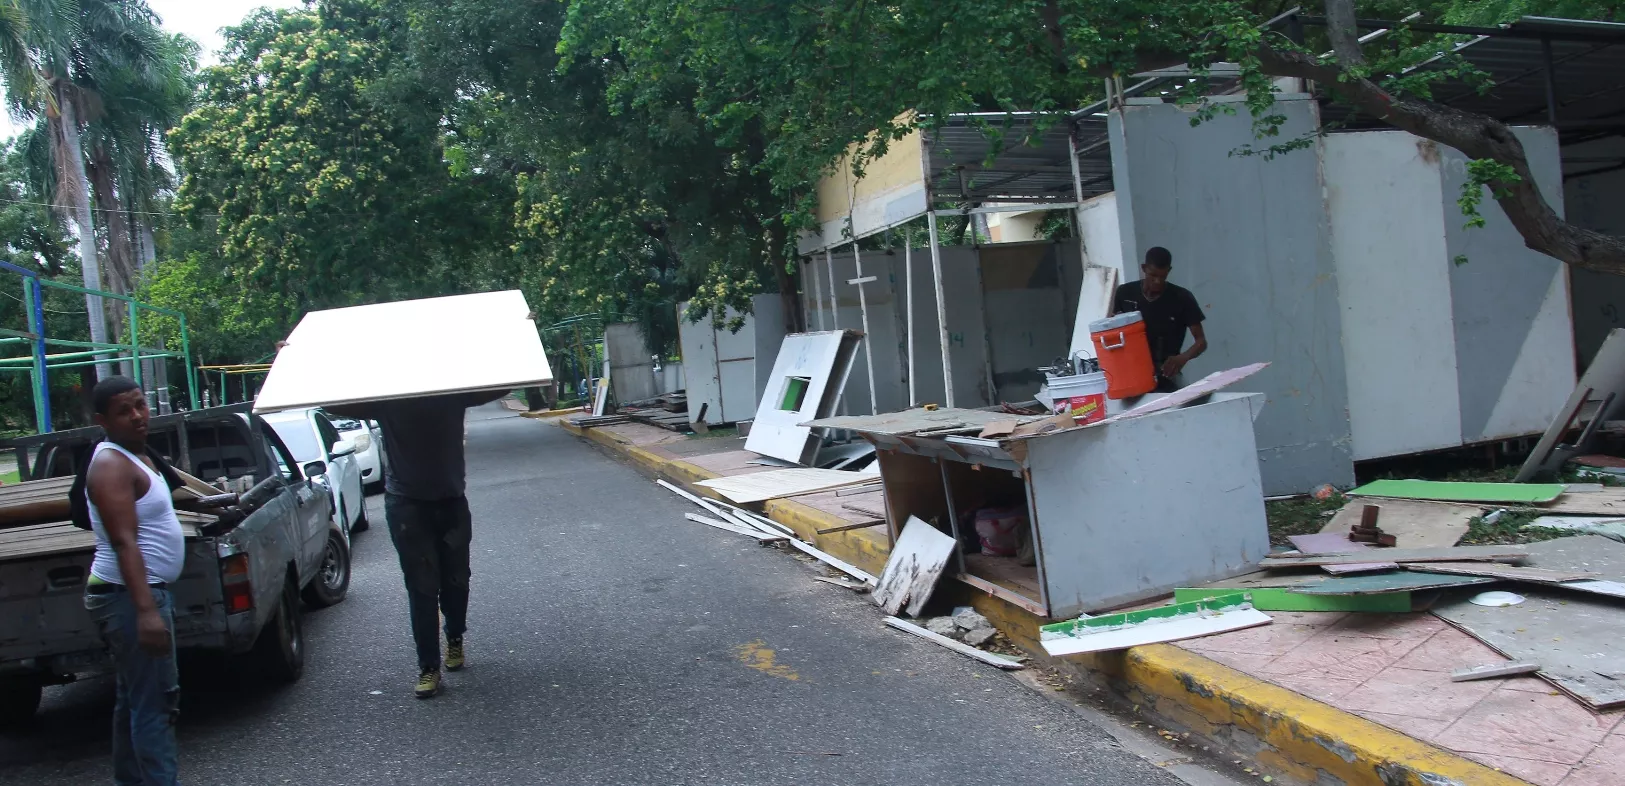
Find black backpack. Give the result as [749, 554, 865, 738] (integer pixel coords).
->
[69, 441, 187, 531]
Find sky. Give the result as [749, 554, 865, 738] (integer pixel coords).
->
[1, 0, 305, 138]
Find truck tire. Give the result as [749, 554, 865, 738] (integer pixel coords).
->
[301, 529, 351, 608]
[252, 580, 305, 684]
[0, 680, 42, 729]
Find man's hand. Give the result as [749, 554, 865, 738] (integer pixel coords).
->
[1161, 354, 1188, 379]
[137, 609, 171, 656]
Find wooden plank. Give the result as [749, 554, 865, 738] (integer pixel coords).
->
[785, 537, 877, 586]
[1403, 562, 1599, 583]
[1039, 594, 1272, 657]
[1260, 545, 1527, 568]
[1175, 587, 1411, 613]
[1319, 499, 1478, 548]
[253, 290, 553, 413]
[813, 576, 869, 592]
[883, 616, 1025, 670]
[656, 479, 761, 534]
[1531, 489, 1625, 516]
[1450, 661, 1541, 682]
[1286, 532, 1397, 574]
[1435, 589, 1625, 710]
[838, 502, 886, 519]
[1288, 571, 1493, 595]
[695, 468, 877, 504]
[1348, 479, 1565, 504]
[871, 516, 956, 617]
[817, 519, 882, 535]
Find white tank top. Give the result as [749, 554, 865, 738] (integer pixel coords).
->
[87, 442, 185, 585]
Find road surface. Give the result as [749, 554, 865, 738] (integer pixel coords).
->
[0, 406, 1244, 785]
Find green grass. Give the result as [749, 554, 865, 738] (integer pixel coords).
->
[0, 470, 18, 485]
[1265, 492, 1348, 547]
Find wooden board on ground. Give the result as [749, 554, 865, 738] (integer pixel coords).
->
[883, 616, 1025, 670]
[1288, 571, 1493, 595]
[1039, 594, 1271, 657]
[1523, 534, 1625, 576]
[1319, 499, 1478, 549]
[1435, 588, 1625, 710]
[871, 516, 956, 617]
[1288, 532, 1397, 573]
[253, 290, 552, 414]
[1531, 489, 1625, 516]
[1348, 479, 1565, 504]
[1261, 545, 1527, 568]
[1174, 587, 1411, 612]
[695, 468, 878, 504]
[1403, 562, 1599, 583]
[1199, 570, 1331, 591]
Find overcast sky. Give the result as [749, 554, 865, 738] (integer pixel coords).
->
[2, 0, 305, 138]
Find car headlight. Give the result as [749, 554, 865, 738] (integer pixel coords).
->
[351, 432, 371, 452]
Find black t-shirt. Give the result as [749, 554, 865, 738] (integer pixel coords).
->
[1112, 281, 1205, 369]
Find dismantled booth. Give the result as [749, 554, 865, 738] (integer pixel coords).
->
[676, 296, 788, 428]
[808, 387, 1271, 619]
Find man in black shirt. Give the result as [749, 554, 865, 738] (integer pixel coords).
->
[1110, 246, 1208, 392]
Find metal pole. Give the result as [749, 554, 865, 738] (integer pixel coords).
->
[823, 248, 838, 330]
[128, 301, 142, 389]
[926, 211, 954, 408]
[25, 279, 49, 432]
[810, 259, 826, 330]
[851, 242, 878, 415]
[180, 315, 199, 410]
[1541, 37, 1560, 126]
[905, 227, 916, 407]
[1067, 126, 1092, 272]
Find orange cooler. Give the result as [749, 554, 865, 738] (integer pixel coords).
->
[1089, 313, 1157, 399]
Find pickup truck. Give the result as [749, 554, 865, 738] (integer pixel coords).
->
[0, 404, 350, 726]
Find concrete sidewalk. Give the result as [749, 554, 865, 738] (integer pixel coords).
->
[551, 417, 1610, 786]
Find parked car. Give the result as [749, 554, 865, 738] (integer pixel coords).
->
[0, 404, 345, 724]
[327, 413, 386, 493]
[263, 409, 368, 536]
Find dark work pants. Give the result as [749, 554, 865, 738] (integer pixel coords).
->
[385, 493, 472, 671]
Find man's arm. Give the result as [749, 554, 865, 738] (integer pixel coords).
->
[1162, 322, 1208, 378]
[87, 453, 171, 656]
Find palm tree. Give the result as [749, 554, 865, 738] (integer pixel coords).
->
[0, 0, 184, 377]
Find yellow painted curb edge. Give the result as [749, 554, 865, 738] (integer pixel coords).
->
[552, 418, 1527, 786]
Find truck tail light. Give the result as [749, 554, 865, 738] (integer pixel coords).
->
[221, 553, 254, 614]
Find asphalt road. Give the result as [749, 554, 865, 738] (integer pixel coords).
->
[1, 407, 1240, 786]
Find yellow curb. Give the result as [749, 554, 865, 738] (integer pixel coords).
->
[520, 407, 585, 420]
[551, 417, 1528, 786]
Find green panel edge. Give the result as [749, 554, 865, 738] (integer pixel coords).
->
[1174, 588, 1411, 613]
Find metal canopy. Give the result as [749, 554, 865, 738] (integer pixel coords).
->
[925, 113, 1112, 203]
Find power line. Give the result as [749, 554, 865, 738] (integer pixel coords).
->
[0, 195, 186, 217]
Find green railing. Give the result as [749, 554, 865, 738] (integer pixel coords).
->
[0, 262, 199, 433]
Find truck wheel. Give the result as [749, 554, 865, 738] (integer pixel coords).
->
[252, 581, 305, 684]
[0, 680, 42, 730]
[301, 529, 351, 608]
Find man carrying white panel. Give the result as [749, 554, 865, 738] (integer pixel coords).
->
[328, 392, 505, 697]
[256, 291, 554, 698]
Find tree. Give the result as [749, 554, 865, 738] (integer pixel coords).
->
[168, 2, 514, 318]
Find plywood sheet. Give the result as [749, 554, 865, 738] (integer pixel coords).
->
[1260, 545, 1527, 568]
[1531, 489, 1625, 516]
[1435, 589, 1625, 710]
[1348, 479, 1565, 504]
[1319, 499, 1478, 548]
[803, 407, 1018, 437]
[871, 517, 956, 617]
[1403, 562, 1599, 583]
[1289, 571, 1492, 595]
[1288, 532, 1396, 573]
[1524, 534, 1625, 577]
[253, 290, 552, 413]
[1109, 363, 1270, 422]
[694, 468, 877, 504]
[744, 331, 858, 465]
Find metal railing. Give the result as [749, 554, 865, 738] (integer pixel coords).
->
[0, 260, 199, 433]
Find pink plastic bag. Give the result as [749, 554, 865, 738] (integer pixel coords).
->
[974, 507, 1026, 556]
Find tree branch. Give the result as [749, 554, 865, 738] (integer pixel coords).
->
[1252, 44, 1625, 274]
[1322, 0, 1365, 68]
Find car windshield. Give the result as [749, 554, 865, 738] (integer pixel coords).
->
[325, 413, 364, 431]
[266, 417, 322, 462]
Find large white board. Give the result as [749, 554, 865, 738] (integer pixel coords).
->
[744, 331, 857, 464]
[253, 290, 553, 413]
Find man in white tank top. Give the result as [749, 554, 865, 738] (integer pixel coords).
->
[82, 376, 184, 786]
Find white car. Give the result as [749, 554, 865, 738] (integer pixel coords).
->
[263, 409, 369, 536]
[326, 413, 386, 493]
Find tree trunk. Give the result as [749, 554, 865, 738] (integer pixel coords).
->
[53, 90, 112, 380]
[768, 218, 804, 334]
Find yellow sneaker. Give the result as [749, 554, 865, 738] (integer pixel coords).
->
[415, 669, 441, 698]
[446, 639, 465, 672]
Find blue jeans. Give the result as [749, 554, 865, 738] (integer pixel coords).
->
[85, 586, 180, 786]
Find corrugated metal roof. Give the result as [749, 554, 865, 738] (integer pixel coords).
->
[924, 113, 1109, 202]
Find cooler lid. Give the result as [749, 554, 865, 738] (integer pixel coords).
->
[1088, 312, 1143, 333]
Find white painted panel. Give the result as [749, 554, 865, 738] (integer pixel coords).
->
[677, 302, 723, 426]
[255, 291, 551, 413]
[744, 332, 855, 464]
[1068, 266, 1118, 363]
[1075, 192, 1124, 273]
[1479, 266, 1575, 440]
[1324, 131, 1462, 460]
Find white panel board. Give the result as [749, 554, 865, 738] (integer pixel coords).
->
[254, 291, 551, 413]
[695, 467, 876, 504]
[1068, 266, 1118, 363]
[1075, 192, 1124, 273]
[1324, 131, 1463, 460]
[744, 332, 856, 464]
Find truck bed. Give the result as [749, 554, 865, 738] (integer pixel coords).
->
[0, 518, 209, 562]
